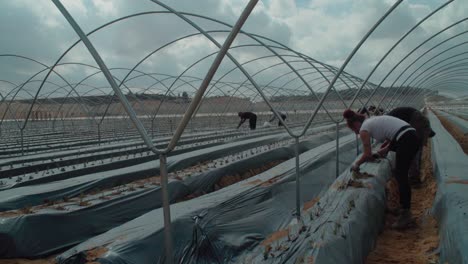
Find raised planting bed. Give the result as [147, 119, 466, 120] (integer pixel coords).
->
[433, 110, 468, 154]
[0, 128, 236, 171]
[0, 129, 292, 211]
[238, 149, 393, 264]
[54, 133, 357, 264]
[0, 125, 297, 188]
[438, 110, 468, 134]
[0, 129, 347, 258]
[0, 125, 290, 179]
[428, 111, 468, 264]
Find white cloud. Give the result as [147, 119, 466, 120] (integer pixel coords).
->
[2, 0, 468, 98]
[92, 0, 119, 17]
[268, 0, 297, 18]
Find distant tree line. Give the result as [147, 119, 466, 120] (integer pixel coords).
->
[270, 87, 433, 102]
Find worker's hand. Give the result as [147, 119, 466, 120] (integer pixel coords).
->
[350, 163, 360, 172]
[377, 148, 388, 158]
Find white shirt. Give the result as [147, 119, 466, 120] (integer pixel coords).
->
[360, 116, 409, 142]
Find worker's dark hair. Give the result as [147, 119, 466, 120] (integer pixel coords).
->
[343, 109, 366, 128]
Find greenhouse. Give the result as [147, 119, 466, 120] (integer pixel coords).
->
[0, 0, 467, 264]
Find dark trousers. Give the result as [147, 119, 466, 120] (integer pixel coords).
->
[278, 115, 287, 126]
[249, 115, 257, 130]
[394, 130, 420, 209]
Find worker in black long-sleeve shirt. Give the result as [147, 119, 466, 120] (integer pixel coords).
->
[387, 106, 435, 186]
[237, 112, 257, 130]
[387, 107, 435, 146]
[269, 111, 287, 126]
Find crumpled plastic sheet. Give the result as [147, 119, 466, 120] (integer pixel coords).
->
[55, 134, 357, 264]
[0, 129, 279, 189]
[0, 126, 344, 258]
[0, 131, 228, 180]
[0, 130, 294, 212]
[428, 112, 468, 264]
[238, 150, 393, 264]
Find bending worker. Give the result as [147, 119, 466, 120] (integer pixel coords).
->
[343, 109, 420, 229]
[387, 106, 435, 146]
[386, 106, 436, 185]
[269, 111, 287, 126]
[237, 112, 257, 130]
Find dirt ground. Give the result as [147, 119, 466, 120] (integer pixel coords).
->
[435, 111, 468, 154]
[366, 142, 439, 264]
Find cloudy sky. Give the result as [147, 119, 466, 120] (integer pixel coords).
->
[1, 0, 468, 99]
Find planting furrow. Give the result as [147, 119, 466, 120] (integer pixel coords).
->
[438, 110, 468, 134]
[428, 111, 468, 264]
[0, 128, 343, 258]
[0, 126, 325, 211]
[53, 134, 357, 264]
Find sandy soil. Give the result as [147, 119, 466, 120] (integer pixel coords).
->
[366, 142, 439, 264]
[435, 111, 468, 154]
[214, 160, 285, 190]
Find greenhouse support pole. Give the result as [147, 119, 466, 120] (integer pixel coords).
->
[164, 0, 259, 152]
[20, 128, 24, 156]
[151, 119, 154, 138]
[159, 154, 173, 264]
[51, 0, 155, 151]
[336, 122, 340, 178]
[294, 136, 301, 220]
[97, 123, 101, 146]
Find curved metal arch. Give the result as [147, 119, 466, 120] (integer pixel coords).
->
[418, 68, 468, 89]
[407, 54, 468, 90]
[408, 68, 468, 107]
[0, 79, 19, 100]
[384, 27, 468, 98]
[202, 49, 353, 120]
[244, 65, 351, 113]
[212, 56, 339, 120]
[397, 88, 429, 108]
[38, 8, 370, 136]
[426, 79, 468, 96]
[144, 44, 300, 121]
[426, 80, 468, 92]
[221, 66, 325, 115]
[7, 87, 44, 126]
[0, 78, 85, 129]
[49, 64, 160, 122]
[373, 17, 468, 109]
[346, 0, 454, 113]
[0, 80, 21, 121]
[398, 44, 468, 89]
[0, 55, 96, 129]
[385, 43, 468, 109]
[147, 0, 366, 134]
[396, 68, 468, 108]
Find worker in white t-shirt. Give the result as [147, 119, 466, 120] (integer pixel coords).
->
[343, 109, 420, 229]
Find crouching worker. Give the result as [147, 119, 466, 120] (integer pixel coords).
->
[237, 112, 257, 130]
[343, 109, 420, 229]
[269, 111, 287, 126]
